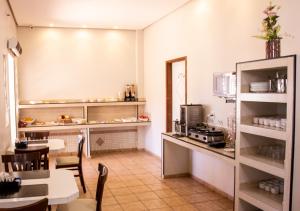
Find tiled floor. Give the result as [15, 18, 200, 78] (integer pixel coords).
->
[51, 151, 233, 211]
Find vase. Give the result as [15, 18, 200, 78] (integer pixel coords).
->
[266, 39, 281, 59]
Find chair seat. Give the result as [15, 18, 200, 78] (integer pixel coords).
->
[57, 199, 96, 211]
[56, 156, 79, 167]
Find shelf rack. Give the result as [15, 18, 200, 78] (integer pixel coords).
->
[17, 121, 151, 132]
[17, 100, 150, 157]
[235, 56, 296, 211]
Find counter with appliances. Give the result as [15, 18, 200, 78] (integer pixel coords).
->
[161, 132, 235, 178]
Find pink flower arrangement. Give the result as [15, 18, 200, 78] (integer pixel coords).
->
[255, 2, 281, 41]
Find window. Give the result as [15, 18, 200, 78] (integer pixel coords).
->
[7, 53, 17, 143]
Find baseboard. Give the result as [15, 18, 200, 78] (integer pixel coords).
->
[191, 175, 234, 201]
[143, 148, 161, 161]
[162, 173, 190, 179]
[90, 148, 139, 156]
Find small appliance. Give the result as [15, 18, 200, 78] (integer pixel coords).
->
[174, 104, 203, 136]
[188, 125, 225, 147]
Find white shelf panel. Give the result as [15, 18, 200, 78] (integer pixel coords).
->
[19, 101, 146, 109]
[240, 124, 287, 141]
[18, 121, 151, 132]
[240, 153, 285, 178]
[239, 183, 283, 211]
[239, 93, 287, 103]
[88, 121, 151, 129]
[18, 124, 87, 132]
[86, 101, 146, 107]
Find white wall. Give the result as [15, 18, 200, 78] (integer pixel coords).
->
[0, 0, 17, 156]
[143, 0, 300, 197]
[17, 27, 140, 101]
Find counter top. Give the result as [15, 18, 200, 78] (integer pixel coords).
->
[162, 132, 235, 160]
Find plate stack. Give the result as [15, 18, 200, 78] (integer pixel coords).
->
[250, 82, 269, 93]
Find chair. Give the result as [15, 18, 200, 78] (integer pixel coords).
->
[55, 136, 86, 193]
[15, 146, 50, 170]
[0, 198, 48, 211]
[1, 152, 41, 172]
[57, 163, 108, 211]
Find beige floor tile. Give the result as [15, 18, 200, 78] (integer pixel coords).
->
[150, 208, 173, 211]
[154, 189, 178, 198]
[129, 185, 151, 193]
[136, 191, 160, 201]
[212, 198, 234, 210]
[162, 196, 187, 207]
[115, 194, 139, 204]
[102, 204, 123, 211]
[107, 181, 127, 189]
[50, 151, 230, 211]
[183, 193, 211, 203]
[102, 196, 118, 206]
[110, 187, 132, 196]
[172, 204, 198, 211]
[120, 201, 147, 211]
[147, 184, 170, 191]
[141, 199, 169, 209]
[194, 201, 223, 211]
[125, 179, 144, 187]
[173, 188, 198, 196]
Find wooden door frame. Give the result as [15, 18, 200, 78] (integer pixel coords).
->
[166, 56, 187, 132]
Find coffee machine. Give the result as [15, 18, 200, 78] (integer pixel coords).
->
[174, 104, 203, 136]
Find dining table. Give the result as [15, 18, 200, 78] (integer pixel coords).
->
[6, 139, 65, 153]
[0, 169, 79, 208]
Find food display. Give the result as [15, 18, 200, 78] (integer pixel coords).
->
[57, 115, 72, 124]
[72, 118, 87, 124]
[18, 98, 150, 130]
[138, 114, 150, 122]
[20, 117, 35, 125]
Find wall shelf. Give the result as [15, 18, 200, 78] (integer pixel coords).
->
[18, 121, 151, 132]
[240, 153, 285, 178]
[239, 183, 283, 211]
[240, 124, 287, 141]
[17, 99, 150, 157]
[18, 100, 146, 109]
[239, 93, 287, 103]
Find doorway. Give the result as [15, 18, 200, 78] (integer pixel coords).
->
[166, 56, 187, 132]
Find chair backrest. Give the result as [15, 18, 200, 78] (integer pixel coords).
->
[77, 136, 85, 164]
[0, 198, 48, 211]
[25, 132, 49, 140]
[95, 163, 108, 211]
[1, 152, 41, 172]
[15, 146, 50, 170]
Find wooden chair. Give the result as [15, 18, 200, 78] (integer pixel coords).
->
[57, 163, 108, 211]
[55, 136, 86, 193]
[0, 198, 48, 211]
[1, 152, 41, 172]
[15, 146, 50, 170]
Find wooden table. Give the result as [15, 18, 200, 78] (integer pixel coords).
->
[0, 169, 79, 208]
[7, 139, 65, 153]
[161, 133, 235, 178]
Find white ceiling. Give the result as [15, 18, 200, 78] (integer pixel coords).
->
[9, 0, 190, 29]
